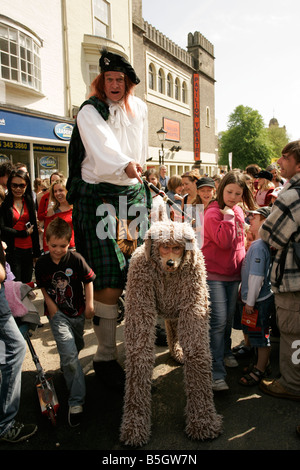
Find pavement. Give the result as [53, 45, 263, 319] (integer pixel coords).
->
[1, 289, 299, 456]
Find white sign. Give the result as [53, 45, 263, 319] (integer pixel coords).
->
[228, 152, 232, 169]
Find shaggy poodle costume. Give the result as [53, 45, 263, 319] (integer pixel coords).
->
[120, 221, 223, 446]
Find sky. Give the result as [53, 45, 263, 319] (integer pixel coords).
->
[142, 0, 300, 141]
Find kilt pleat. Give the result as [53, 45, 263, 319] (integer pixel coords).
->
[69, 178, 151, 290]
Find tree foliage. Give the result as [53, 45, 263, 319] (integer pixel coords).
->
[218, 105, 277, 170]
[267, 121, 289, 160]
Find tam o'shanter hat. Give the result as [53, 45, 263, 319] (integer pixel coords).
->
[255, 170, 273, 181]
[99, 50, 140, 85]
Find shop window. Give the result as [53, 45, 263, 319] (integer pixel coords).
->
[93, 0, 110, 38]
[0, 22, 41, 91]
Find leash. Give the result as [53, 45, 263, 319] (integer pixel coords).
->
[143, 180, 194, 224]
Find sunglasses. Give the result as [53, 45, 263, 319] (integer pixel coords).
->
[11, 183, 26, 189]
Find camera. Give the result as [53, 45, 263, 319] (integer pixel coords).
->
[25, 222, 32, 229]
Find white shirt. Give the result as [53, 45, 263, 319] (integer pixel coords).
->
[77, 95, 148, 186]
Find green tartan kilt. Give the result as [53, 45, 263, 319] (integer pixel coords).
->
[68, 178, 151, 291]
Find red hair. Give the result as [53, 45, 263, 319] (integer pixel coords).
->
[89, 73, 136, 114]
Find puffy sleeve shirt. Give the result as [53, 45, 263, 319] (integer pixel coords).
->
[77, 95, 148, 186]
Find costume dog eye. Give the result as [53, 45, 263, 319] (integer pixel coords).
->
[160, 245, 170, 254]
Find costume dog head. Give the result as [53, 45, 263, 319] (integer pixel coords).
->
[143, 221, 197, 272]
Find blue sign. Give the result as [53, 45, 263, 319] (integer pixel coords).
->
[0, 108, 73, 141]
[40, 156, 57, 169]
[54, 123, 73, 141]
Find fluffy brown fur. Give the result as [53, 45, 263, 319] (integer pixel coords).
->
[120, 221, 223, 447]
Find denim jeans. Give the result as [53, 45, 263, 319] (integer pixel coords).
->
[0, 285, 27, 437]
[207, 280, 240, 381]
[49, 311, 85, 407]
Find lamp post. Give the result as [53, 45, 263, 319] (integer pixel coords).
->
[156, 127, 167, 166]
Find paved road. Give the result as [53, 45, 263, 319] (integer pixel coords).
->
[1, 292, 299, 455]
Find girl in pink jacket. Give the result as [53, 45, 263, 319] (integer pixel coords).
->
[202, 170, 256, 391]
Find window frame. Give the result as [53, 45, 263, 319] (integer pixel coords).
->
[167, 73, 172, 97]
[92, 0, 111, 38]
[158, 68, 164, 94]
[146, 52, 191, 116]
[148, 63, 155, 90]
[0, 21, 42, 92]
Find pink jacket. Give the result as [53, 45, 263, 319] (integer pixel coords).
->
[202, 201, 245, 280]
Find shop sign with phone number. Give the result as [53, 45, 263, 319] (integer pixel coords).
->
[0, 140, 29, 150]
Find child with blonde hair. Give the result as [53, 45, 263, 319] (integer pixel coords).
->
[255, 170, 274, 207]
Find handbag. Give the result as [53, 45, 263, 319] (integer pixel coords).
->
[241, 306, 258, 328]
[116, 218, 138, 258]
[101, 198, 138, 258]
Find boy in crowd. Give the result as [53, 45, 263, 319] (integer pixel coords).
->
[239, 206, 274, 386]
[35, 218, 95, 426]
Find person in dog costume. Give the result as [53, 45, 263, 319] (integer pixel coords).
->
[66, 50, 151, 389]
[120, 221, 223, 446]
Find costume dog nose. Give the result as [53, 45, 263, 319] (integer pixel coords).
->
[166, 259, 175, 267]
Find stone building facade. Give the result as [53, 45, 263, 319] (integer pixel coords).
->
[0, 0, 218, 180]
[133, 0, 218, 176]
[0, 0, 133, 180]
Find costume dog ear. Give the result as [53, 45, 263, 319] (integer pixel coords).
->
[144, 236, 152, 261]
[143, 222, 160, 261]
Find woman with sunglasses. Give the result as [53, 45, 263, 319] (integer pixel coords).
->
[0, 169, 40, 282]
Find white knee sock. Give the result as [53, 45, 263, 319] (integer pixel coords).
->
[93, 301, 118, 362]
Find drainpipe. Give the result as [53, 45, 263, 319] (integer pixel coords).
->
[62, 0, 72, 118]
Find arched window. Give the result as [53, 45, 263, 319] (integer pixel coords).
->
[175, 78, 180, 100]
[182, 81, 187, 103]
[148, 63, 155, 90]
[158, 68, 164, 94]
[167, 73, 172, 97]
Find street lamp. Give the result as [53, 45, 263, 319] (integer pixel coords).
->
[156, 127, 167, 166]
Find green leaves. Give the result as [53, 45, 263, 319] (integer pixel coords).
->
[218, 105, 281, 169]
